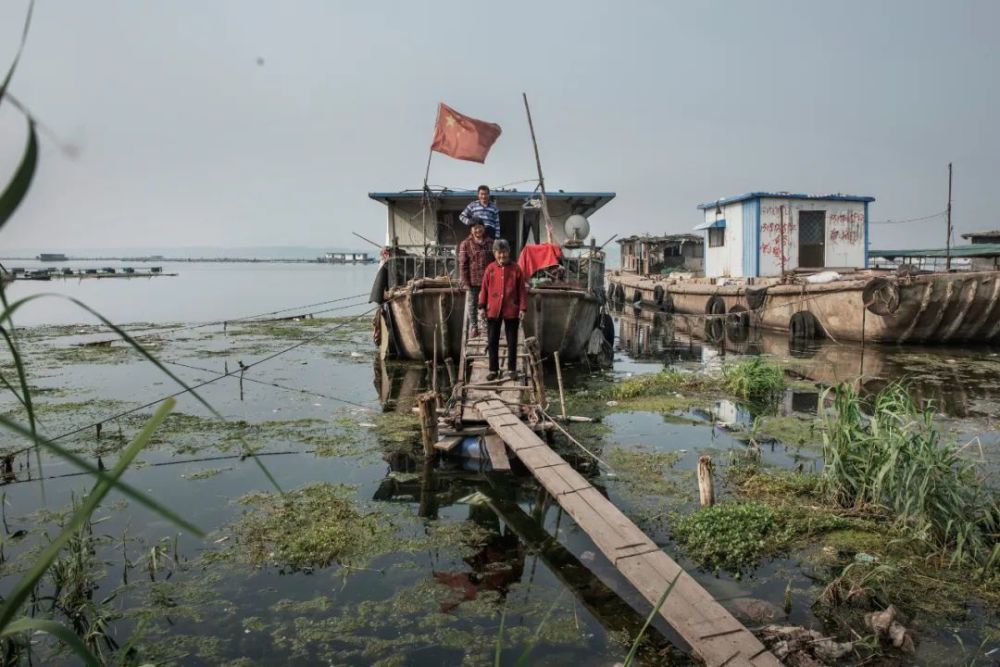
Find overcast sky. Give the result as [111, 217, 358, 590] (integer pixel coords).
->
[1, 0, 997, 252]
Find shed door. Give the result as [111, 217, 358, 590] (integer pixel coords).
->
[798, 211, 826, 268]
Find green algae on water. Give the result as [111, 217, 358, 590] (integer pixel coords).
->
[214, 483, 397, 571]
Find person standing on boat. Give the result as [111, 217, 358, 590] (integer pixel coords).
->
[478, 239, 527, 381]
[458, 220, 494, 339]
[460, 185, 500, 240]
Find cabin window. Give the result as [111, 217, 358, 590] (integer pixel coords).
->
[708, 228, 725, 248]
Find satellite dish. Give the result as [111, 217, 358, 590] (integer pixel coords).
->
[563, 214, 590, 245]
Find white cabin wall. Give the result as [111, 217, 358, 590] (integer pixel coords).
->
[703, 202, 743, 278]
[758, 198, 866, 275]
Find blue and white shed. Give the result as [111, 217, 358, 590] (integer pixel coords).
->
[694, 192, 875, 279]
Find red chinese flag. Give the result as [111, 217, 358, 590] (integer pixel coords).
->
[430, 103, 502, 163]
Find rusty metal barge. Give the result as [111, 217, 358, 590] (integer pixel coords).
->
[607, 191, 1000, 343]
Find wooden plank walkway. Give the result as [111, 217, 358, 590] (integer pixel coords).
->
[446, 320, 779, 666]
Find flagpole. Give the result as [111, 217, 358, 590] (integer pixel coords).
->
[422, 107, 437, 256]
[522, 93, 553, 236]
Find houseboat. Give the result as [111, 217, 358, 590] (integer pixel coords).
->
[613, 191, 1000, 344]
[368, 188, 615, 361]
[607, 234, 703, 309]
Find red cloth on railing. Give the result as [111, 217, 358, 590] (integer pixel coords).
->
[517, 243, 562, 278]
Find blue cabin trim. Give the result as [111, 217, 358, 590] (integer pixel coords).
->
[698, 192, 875, 210]
[694, 218, 726, 231]
[863, 201, 870, 268]
[742, 197, 760, 278]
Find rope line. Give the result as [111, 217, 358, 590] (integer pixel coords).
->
[4, 307, 377, 454]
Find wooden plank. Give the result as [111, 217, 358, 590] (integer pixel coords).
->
[434, 435, 464, 452]
[482, 435, 511, 471]
[480, 404, 780, 667]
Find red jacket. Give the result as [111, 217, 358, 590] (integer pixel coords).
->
[478, 261, 528, 320]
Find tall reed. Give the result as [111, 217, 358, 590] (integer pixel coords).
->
[821, 381, 998, 568]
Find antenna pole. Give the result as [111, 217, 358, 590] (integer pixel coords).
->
[522, 93, 553, 235]
[945, 162, 953, 271]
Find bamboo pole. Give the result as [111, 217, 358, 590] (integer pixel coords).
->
[553, 351, 568, 420]
[522, 93, 553, 231]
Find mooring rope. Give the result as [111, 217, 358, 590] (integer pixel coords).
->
[536, 404, 615, 475]
[4, 307, 377, 455]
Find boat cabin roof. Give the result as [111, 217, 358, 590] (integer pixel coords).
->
[369, 188, 616, 217]
[869, 244, 1000, 259]
[697, 191, 875, 209]
[618, 234, 702, 245]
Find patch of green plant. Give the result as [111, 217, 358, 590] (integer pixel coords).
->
[371, 410, 420, 452]
[721, 357, 785, 400]
[184, 467, 228, 480]
[606, 447, 685, 499]
[216, 483, 397, 571]
[821, 381, 999, 567]
[755, 414, 821, 448]
[674, 502, 775, 573]
[610, 369, 720, 400]
[729, 467, 822, 500]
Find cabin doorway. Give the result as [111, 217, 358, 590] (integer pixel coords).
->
[798, 211, 826, 268]
[499, 211, 520, 257]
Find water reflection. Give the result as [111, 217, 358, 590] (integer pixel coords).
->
[614, 306, 1000, 418]
[370, 453, 683, 656]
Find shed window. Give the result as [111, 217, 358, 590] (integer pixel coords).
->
[708, 228, 725, 248]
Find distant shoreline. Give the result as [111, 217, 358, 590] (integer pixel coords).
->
[0, 256, 376, 264]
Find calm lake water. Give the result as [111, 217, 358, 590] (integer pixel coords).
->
[3, 260, 377, 326]
[0, 263, 996, 665]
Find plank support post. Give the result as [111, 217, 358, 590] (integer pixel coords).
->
[524, 336, 546, 409]
[418, 391, 438, 457]
[553, 350, 567, 420]
[698, 455, 714, 507]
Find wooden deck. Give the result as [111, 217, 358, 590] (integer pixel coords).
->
[444, 325, 780, 667]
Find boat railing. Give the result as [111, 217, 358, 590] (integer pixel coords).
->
[385, 251, 457, 289]
[531, 249, 606, 297]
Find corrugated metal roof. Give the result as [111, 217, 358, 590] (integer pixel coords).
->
[869, 244, 1000, 258]
[696, 192, 875, 210]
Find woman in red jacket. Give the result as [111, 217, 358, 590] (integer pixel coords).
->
[477, 239, 527, 381]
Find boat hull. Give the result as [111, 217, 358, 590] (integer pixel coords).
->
[608, 270, 1000, 344]
[380, 285, 602, 361]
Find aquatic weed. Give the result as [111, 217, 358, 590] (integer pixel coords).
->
[610, 368, 719, 400]
[821, 381, 999, 567]
[674, 502, 775, 573]
[721, 357, 785, 401]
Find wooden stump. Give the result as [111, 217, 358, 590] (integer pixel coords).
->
[698, 455, 714, 507]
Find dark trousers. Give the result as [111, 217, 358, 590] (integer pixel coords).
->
[486, 318, 519, 373]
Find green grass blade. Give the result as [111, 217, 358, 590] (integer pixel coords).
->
[0, 118, 38, 233]
[515, 590, 564, 667]
[622, 571, 680, 667]
[0, 414, 202, 536]
[494, 602, 507, 667]
[0, 398, 176, 630]
[0, 0, 34, 107]
[1, 617, 99, 667]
